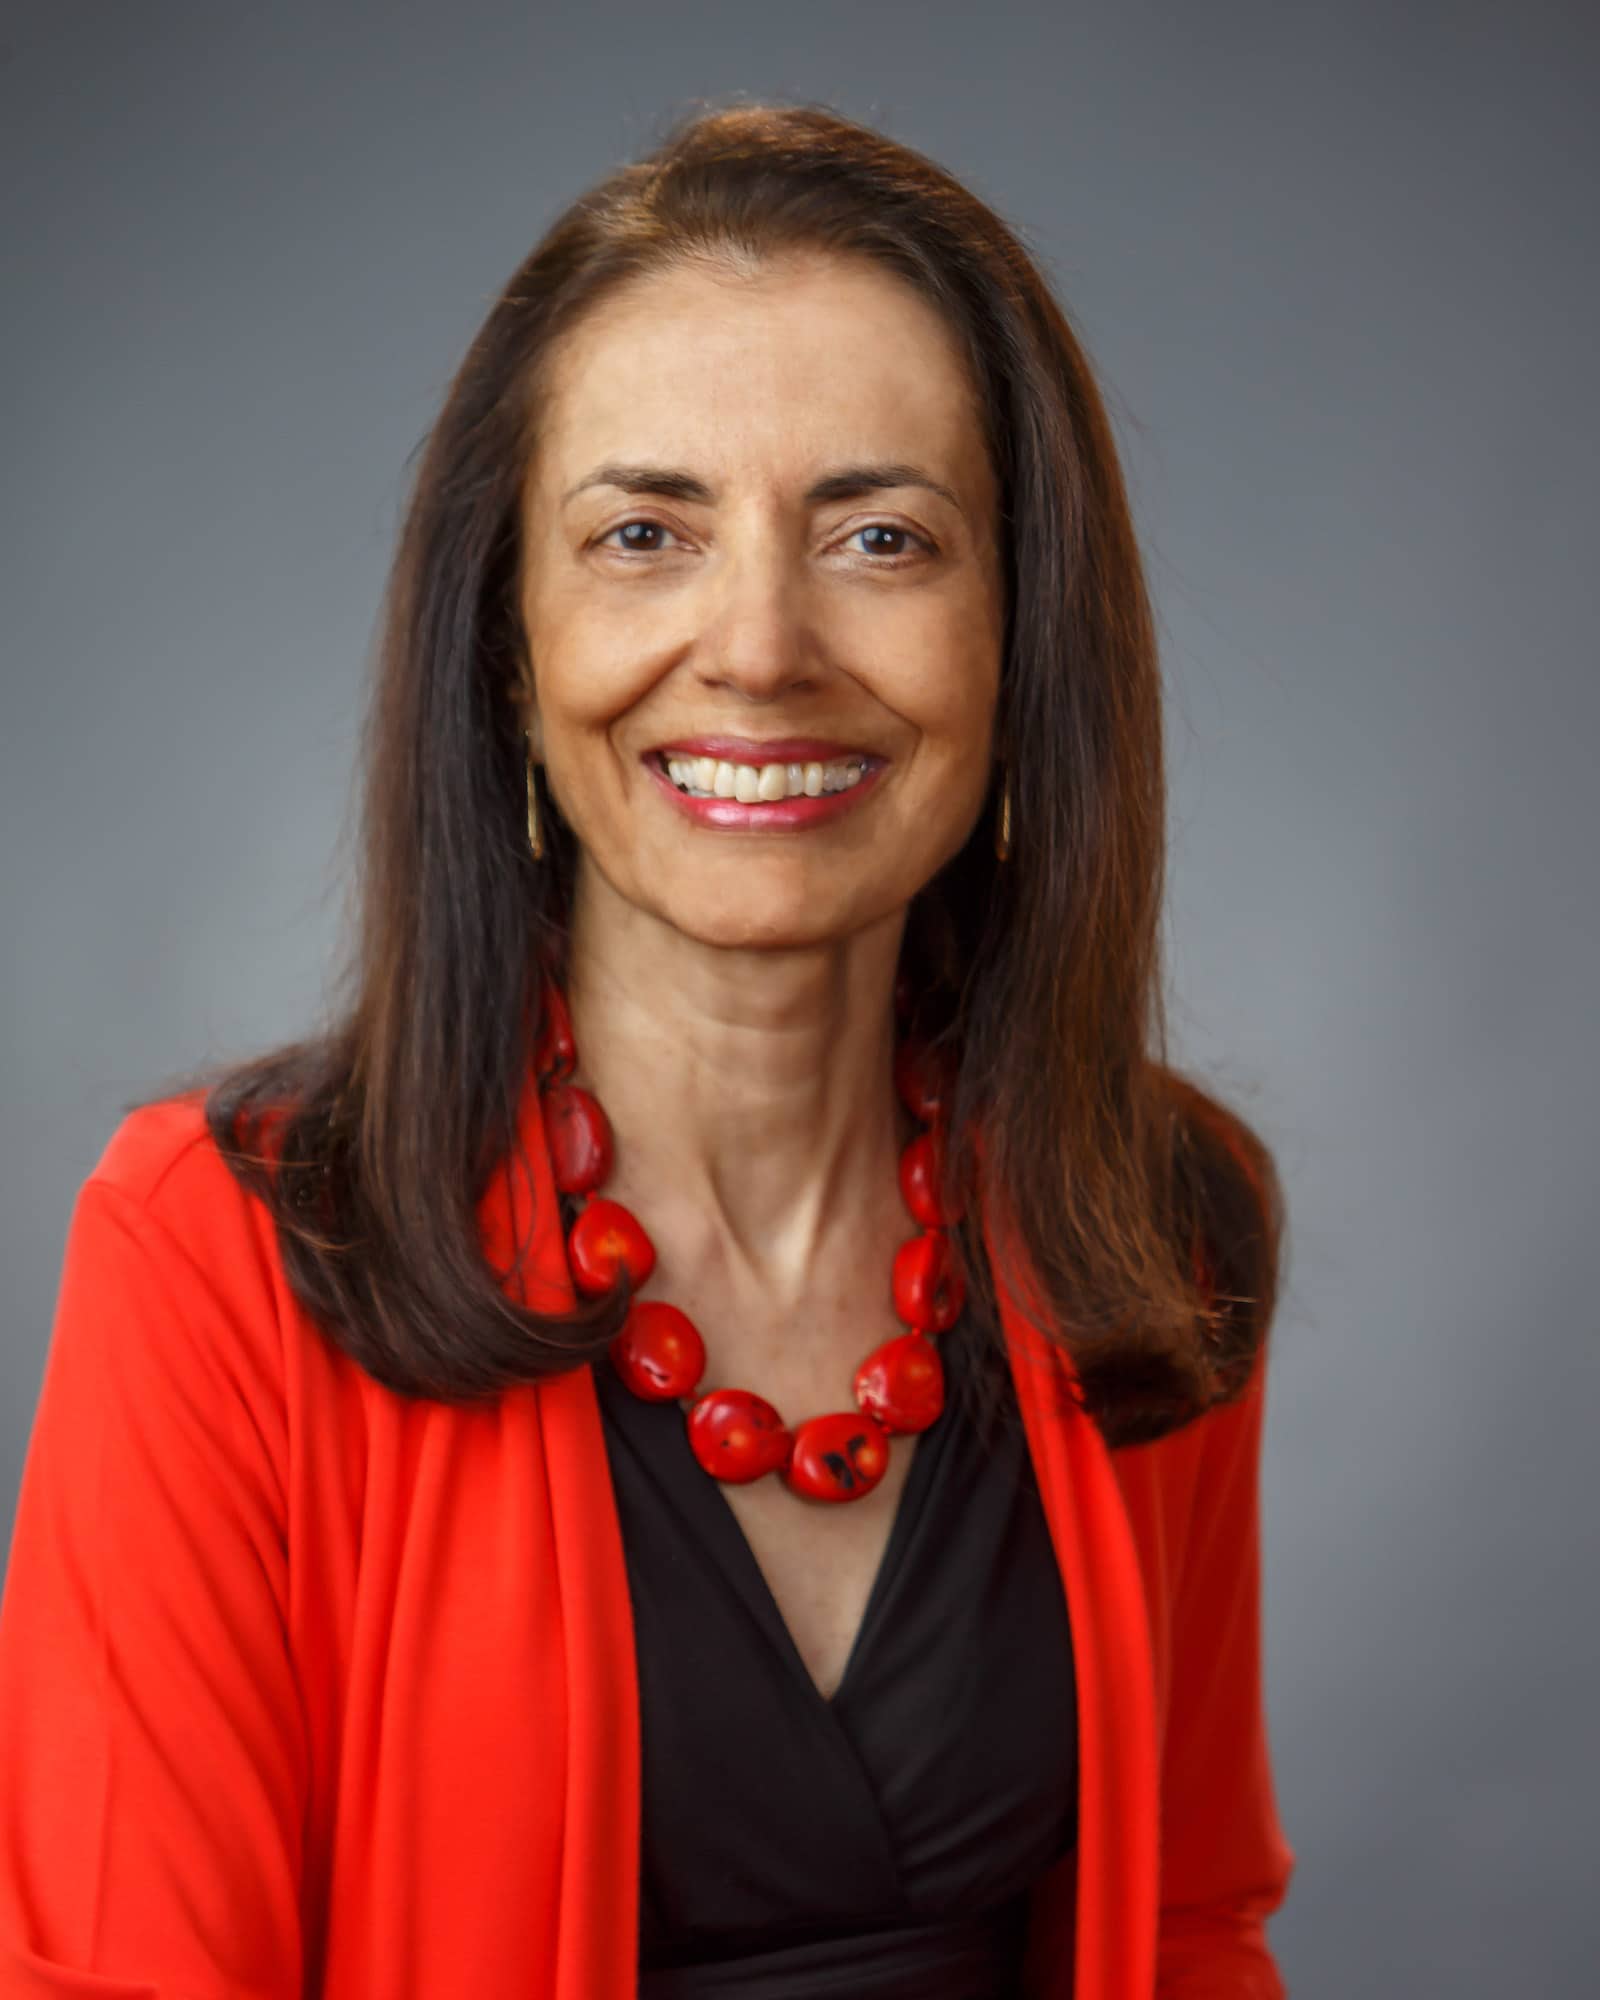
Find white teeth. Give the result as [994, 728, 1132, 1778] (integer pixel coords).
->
[661, 754, 873, 800]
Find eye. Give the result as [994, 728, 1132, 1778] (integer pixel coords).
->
[593, 517, 935, 562]
[596, 518, 683, 555]
[843, 522, 935, 563]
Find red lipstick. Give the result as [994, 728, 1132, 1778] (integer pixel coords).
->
[642, 749, 886, 832]
[650, 735, 879, 763]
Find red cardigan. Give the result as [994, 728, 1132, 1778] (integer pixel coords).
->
[0, 1072, 1293, 1998]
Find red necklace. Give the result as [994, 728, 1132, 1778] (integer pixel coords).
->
[533, 978, 966, 1504]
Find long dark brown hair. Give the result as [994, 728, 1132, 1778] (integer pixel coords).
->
[163, 98, 1284, 1448]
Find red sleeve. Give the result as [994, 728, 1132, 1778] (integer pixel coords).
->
[1153, 1353, 1295, 1996]
[0, 1175, 306, 1998]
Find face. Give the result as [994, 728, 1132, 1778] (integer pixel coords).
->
[516, 251, 1006, 955]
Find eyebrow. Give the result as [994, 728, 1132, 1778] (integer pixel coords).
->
[561, 459, 966, 517]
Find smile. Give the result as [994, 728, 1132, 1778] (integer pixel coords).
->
[641, 743, 886, 831]
[661, 753, 870, 802]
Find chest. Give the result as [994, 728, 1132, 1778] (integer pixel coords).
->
[597, 1329, 1082, 1973]
[622, 1229, 923, 1701]
[711, 1428, 924, 1699]
[283, 1314, 1170, 1997]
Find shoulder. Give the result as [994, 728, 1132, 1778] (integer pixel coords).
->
[58, 1090, 293, 1409]
[1112, 1072, 1285, 1494]
[1110, 1339, 1275, 1588]
[90, 1088, 235, 1204]
[1159, 1071, 1284, 1300]
[1159, 1065, 1285, 1403]
[83, 1089, 275, 1256]
[1157, 1068, 1277, 1220]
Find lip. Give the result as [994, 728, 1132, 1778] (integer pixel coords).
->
[648, 736, 888, 764]
[649, 735, 880, 764]
[643, 750, 885, 832]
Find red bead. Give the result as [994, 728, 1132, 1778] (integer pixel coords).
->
[611, 1300, 706, 1401]
[892, 1229, 966, 1332]
[783, 1412, 890, 1502]
[533, 982, 576, 1083]
[854, 1331, 945, 1434]
[894, 1039, 954, 1123]
[898, 1128, 963, 1226]
[687, 1389, 793, 1483]
[542, 1083, 614, 1194]
[568, 1198, 656, 1297]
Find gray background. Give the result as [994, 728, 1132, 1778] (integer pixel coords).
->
[4, 2, 1595, 1991]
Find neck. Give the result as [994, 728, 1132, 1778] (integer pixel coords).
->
[560, 866, 911, 1315]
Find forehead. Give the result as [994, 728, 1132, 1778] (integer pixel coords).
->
[530, 254, 989, 490]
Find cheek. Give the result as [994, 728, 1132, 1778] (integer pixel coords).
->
[534, 623, 657, 737]
[882, 621, 1000, 759]
[522, 550, 666, 731]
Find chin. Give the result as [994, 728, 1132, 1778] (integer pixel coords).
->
[660, 886, 869, 955]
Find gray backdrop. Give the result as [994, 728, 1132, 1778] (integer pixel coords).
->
[4, 2, 1595, 1992]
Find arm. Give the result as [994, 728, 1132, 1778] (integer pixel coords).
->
[1151, 1352, 1294, 1996]
[0, 1174, 306, 1998]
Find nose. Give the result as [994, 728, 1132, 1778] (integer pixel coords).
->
[692, 533, 818, 703]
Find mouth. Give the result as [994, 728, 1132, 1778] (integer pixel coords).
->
[647, 746, 882, 803]
[640, 737, 887, 829]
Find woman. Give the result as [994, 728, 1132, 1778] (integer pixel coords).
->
[0, 102, 1292, 1998]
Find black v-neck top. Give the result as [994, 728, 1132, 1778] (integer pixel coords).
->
[593, 1310, 1079, 1998]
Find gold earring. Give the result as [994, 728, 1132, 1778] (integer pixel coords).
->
[524, 732, 545, 861]
[994, 764, 1013, 862]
